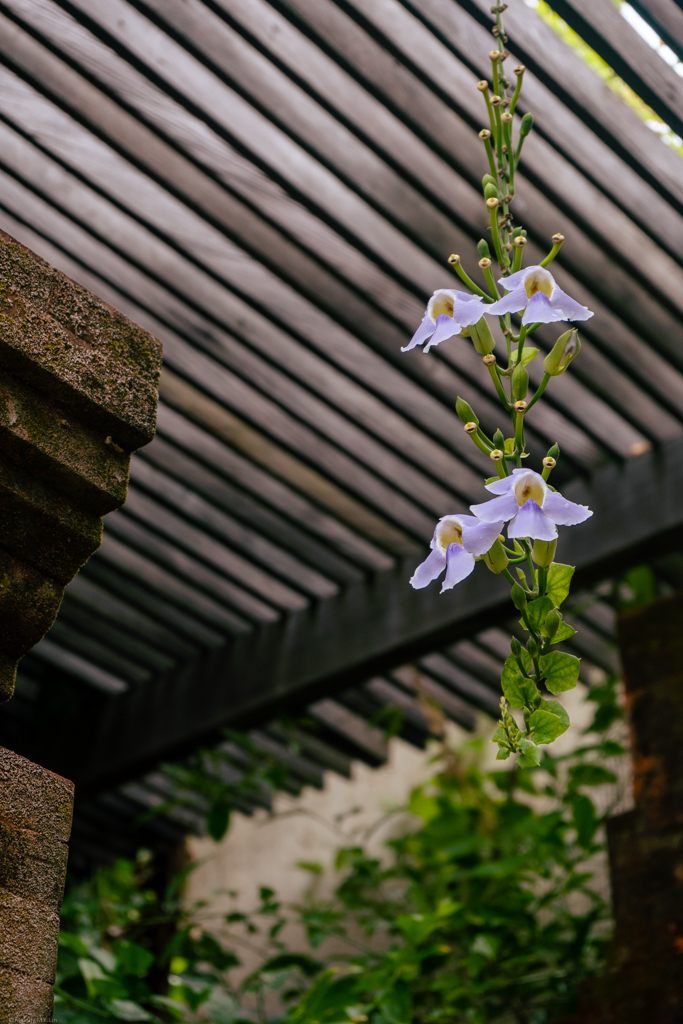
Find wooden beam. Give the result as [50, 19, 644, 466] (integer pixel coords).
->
[26, 435, 683, 792]
[631, 0, 683, 60]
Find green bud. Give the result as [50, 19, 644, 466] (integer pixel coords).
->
[482, 174, 498, 189]
[511, 583, 527, 611]
[493, 428, 505, 451]
[477, 238, 491, 260]
[543, 329, 580, 376]
[527, 637, 539, 658]
[520, 112, 534, 137]
[483, 537, 509, 574]
[544, 607, 563, 638]
[484, 182, 500, 200]
[510, 637, 522, 658]
[456, 396, 478, 425]
[511, 361, 529, 401]
[547, 443, 560, 461]
[511, 227, 527, 242]
[469, 317, 496, 355]
[531, 538, 557, 567]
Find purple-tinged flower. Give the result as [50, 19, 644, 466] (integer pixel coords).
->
[487, 266, 593, 325]
[410, 514, 504, 593]
[402, 289, 486, 354]
[470, 468, 592, 542]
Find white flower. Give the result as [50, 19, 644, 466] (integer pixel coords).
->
[470, 468, 592, 541]
[402, 289, 486, 353]
[410, 514, 504, 593]
[487, 266, 593, 325]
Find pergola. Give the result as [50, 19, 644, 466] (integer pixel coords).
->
[0, 0, 681, 864]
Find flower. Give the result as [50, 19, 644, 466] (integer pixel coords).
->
[487, 266, 593, 325]
[470, 468, 592, 541]
[402, 289, 486, 353]
[410, 514, 505, 593]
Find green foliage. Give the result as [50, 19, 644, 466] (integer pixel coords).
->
[58, 677, 625, 1022]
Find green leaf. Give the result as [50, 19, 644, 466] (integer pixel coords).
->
[521, 596, 554, 634]
[396, 913, 441, 946]
[509, 346, 539, 366]
[549, 622, 577, 644]
[504, 436, 515, 454]
[501, 655, 539, 709]
[496, 746, 511, 760]
[539, 651, 580, 694]
[571, 793, 598, 848]
[207, 800, 231, 841]
[517, 739, 541, 768]
[569, 764, 617, 788]
[529, 708, 569, 744]
[107, 1000, 153, 1022]
[542, 699, 570, 728]
[546, 563, 575, 607]
[378, 981, 412, 1024]
[113, 940, 155, 978]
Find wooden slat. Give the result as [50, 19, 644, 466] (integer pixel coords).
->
[30, 639, 129, 694]
[56, 602, 177, 675]
[42, 621, 153, 685]
[545, 0, 683, 142]
[130, 459, 337, 601]
[418, 653, 501, 715]
[96, 533, 253, 635]
[633, 0, 683, 58]
[307, 699, 388, 763]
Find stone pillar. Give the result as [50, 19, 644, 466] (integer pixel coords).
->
[570, 591, 683, 1023]
[0, 230, 161, 1017]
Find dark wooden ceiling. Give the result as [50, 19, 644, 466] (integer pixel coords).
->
[0, 0, 682, 862]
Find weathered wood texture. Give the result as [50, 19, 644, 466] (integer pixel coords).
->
[560, 593, 683, 1022]
[0, 0, 681, 855]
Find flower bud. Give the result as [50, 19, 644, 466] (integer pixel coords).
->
[511, 583, 527, 611]
[456, 396, 478, 425]
[543, 329, 580, 376]
[511, 361, 529, 401]
[489, 49, 501, 60]
[546, 443, 559, 461]
[483, 537, 509, 574]
[469, 317, 496, 355]
[493, 428, 505, 449]
[520, 112, 534, 137]
[484, 182, 499, 200]
[526, 637, 539, 658]
[510, 637, 522, 657]
[544, 607, 563, 638]
[532, 538, 557, 567]
[482, 174, 497, 188]
[477, 238, 491, 260]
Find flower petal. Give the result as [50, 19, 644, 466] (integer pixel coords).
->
[485, 475, 517, 495]
[470, 490, 520, 523]
[424, 313, 461, 352]
[487, 283, 528, 317]
[496, 266, 544, 291]
[401, 315, 435, 353]
[542, 488, 593, 526]
[521, 291, 564, 325]
[441, 543, 475, 592]
[508, 499, 558, 541]
[409, 547, 447, 589]
[549, 286, 594, 322]
[452, 295, 486, 329]
[460, 517, 505, 556]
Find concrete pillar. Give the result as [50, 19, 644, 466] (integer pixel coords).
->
[0, 230, 161, 1016]
[569, 591, 683, 1023]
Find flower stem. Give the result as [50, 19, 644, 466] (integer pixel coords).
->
[540, 237, 564, 268]
[487, 360, 511, 410]
[516, 323, 528, 364]
[525, 372, 551, 412]
[509, 68, 524, 115]
[482, 263, 500, 299]
[483, 134, 498, 179]
[537, 565, 548, 597]
[511, 242, 524, 274]
[451, 260, 492, 301]
[514, 409, 525, 459]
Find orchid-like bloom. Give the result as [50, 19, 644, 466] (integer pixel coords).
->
[402, 289, 486, 353]
[410, 514, 505, 593]
[487, 266, 593, 325]
[470, 468, 592, 541]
